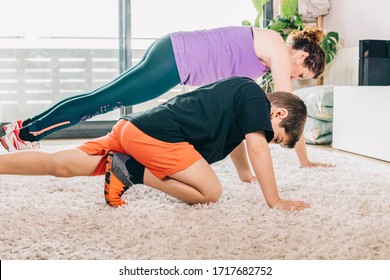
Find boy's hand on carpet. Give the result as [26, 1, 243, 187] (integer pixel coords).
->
[241, 175, 257, 184]
[271, 198, 310, 211]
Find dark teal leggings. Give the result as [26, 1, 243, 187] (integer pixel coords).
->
[20, 35, 181, 141]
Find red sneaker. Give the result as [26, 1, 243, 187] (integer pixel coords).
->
[2, 120, 23, 134]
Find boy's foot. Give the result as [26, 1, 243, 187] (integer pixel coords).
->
[104, 152, 134, 207]
[2, 120, 23, 134]
[0, 129, 40, 152]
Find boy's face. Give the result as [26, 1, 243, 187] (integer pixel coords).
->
[269, 107, 290, 145]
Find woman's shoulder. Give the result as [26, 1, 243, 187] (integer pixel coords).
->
[251, 28, 287, 66]
[252, 27, 284, 42]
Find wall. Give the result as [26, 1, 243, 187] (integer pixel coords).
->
[295, 0, 390, 88]
[324, 0, 390, 48]
[132, 0, 257, 38]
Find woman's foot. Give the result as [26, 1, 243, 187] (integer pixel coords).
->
[0, 129, 40, 152]
[2, 120, 23, 134]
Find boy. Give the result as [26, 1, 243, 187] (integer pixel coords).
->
[0, 77, 309, 211]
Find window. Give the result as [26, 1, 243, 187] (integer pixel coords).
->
[0, 0, 257, 137]
[0, 0, 119, 137]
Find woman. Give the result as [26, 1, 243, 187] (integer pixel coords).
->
[1, 25, 327, 167]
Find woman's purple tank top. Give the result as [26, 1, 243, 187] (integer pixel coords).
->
[170, 26, 269, 86]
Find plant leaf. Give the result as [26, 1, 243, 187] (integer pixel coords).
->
[326, 32, 339, 43]
[281, 0, 298, 19]
[293, 13, 304, 29]
[242, 20, 253, 26]
[268, 20, 287, 32]
[321, 32, 340, 64]
[252, 0, 270, 15]
[254, 14, 261, 27]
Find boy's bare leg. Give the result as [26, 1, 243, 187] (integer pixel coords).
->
[143, 157, 222, 204]
[0, 148, 101, 177]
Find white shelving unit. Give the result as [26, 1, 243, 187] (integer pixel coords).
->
[332, 86, 390, 162]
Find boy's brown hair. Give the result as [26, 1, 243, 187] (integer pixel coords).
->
[266, 92, 307, 148]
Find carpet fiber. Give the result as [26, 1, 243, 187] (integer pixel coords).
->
[1, 144, 389, 260]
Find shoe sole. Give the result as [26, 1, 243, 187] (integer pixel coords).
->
[104, 152, 129, 207]
[0, 137, 10, 151]
[2, 124, 13, 134]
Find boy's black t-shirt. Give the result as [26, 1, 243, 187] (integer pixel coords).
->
[123, 77, 274, 165]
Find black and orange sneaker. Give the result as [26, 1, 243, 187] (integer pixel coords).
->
[104, 152, 134, 207]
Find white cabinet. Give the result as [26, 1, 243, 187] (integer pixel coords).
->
[332, 86, 390, 162]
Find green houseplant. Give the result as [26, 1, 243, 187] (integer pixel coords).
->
[243, 0, 339, 92]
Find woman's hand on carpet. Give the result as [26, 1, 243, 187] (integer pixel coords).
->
[300, 160, 335, 168]
[271, 198, 310, 211]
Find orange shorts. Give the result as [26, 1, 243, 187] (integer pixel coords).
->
[78, 119, 202, 179]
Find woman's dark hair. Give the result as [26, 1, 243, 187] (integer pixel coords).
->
[287, 27, 326, 78]
[266, 92, 307, 148]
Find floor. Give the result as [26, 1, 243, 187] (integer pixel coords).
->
[311, 144, 389, 166]
[41, 139, 390, 167]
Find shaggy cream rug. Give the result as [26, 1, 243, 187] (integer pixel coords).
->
[0, 144, 389, 260]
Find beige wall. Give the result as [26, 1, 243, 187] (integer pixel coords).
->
[324, 0, 390, 48]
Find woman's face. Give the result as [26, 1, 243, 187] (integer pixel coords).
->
[290, 50, 315, 81]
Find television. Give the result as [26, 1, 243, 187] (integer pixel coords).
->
[358, 39, 390, 86]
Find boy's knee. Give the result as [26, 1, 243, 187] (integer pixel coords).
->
[202, 184, 222, 204]
[204, 192, 221, 204]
